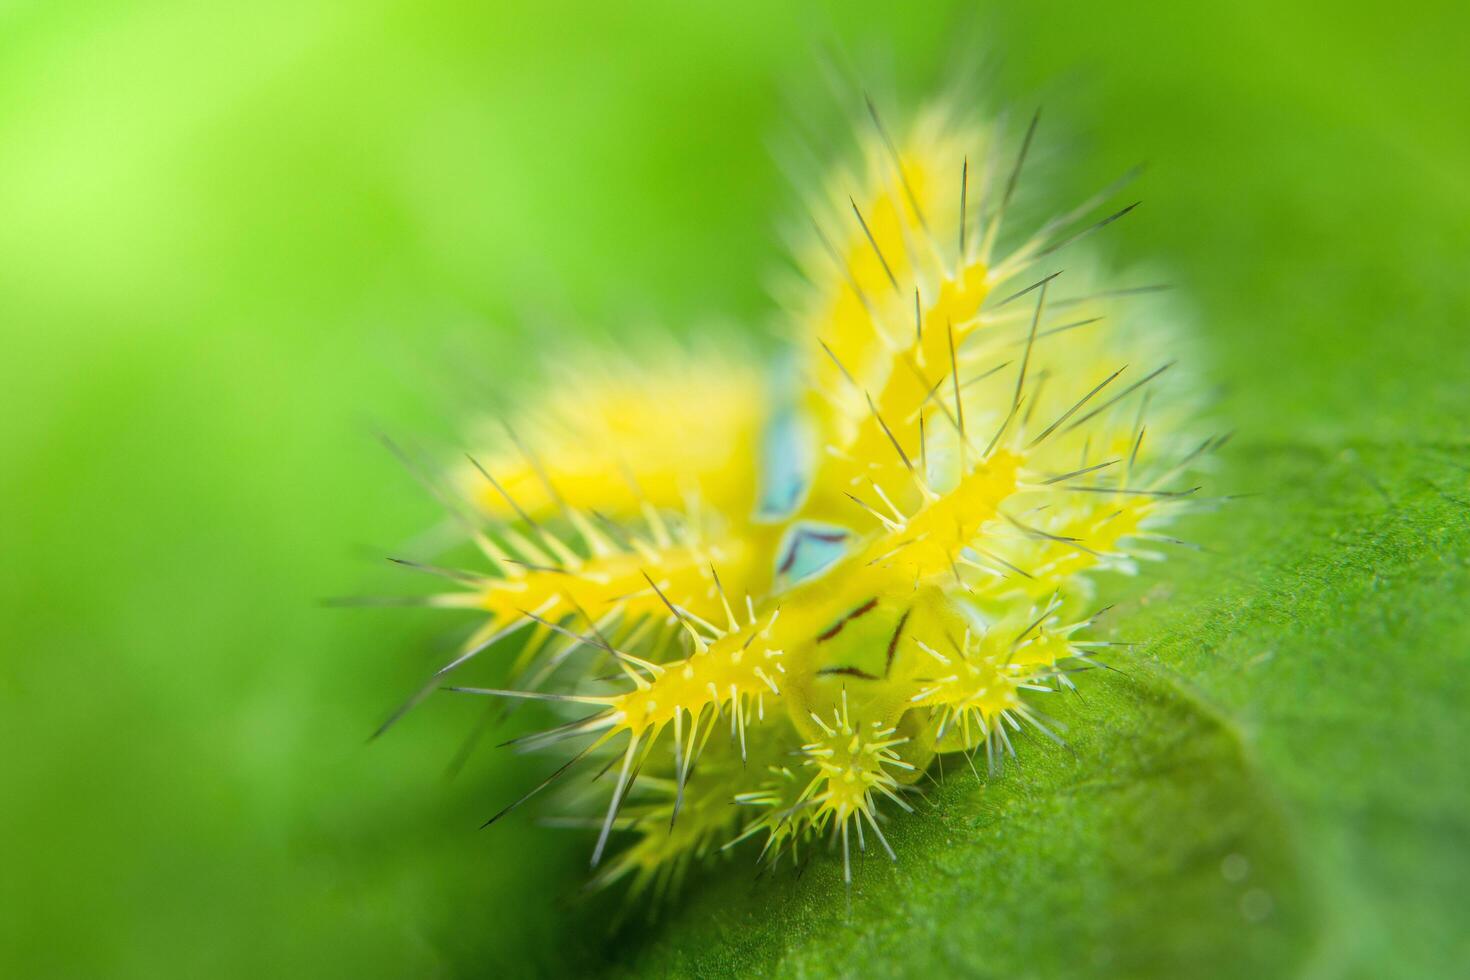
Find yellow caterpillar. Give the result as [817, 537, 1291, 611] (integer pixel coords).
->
[373, 96, 1214, 898]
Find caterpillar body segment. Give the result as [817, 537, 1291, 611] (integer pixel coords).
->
[457, 350, 769, 525]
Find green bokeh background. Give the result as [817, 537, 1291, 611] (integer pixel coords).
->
[3, 2, 1467, 977]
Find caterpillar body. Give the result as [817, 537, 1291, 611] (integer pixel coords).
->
[373, 96, 1213, 900]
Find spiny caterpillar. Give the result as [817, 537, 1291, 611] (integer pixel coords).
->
[372, 96, 1217, 899]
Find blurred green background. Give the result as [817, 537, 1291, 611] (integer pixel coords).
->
[3, 1, 1467, 977]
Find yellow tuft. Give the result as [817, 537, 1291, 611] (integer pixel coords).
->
[457, 349, 768, 524]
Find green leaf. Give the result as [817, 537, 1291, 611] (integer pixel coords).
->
[597, 445, 1469, 977]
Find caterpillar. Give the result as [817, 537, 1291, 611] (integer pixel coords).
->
[370, 94, 1215, 901]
